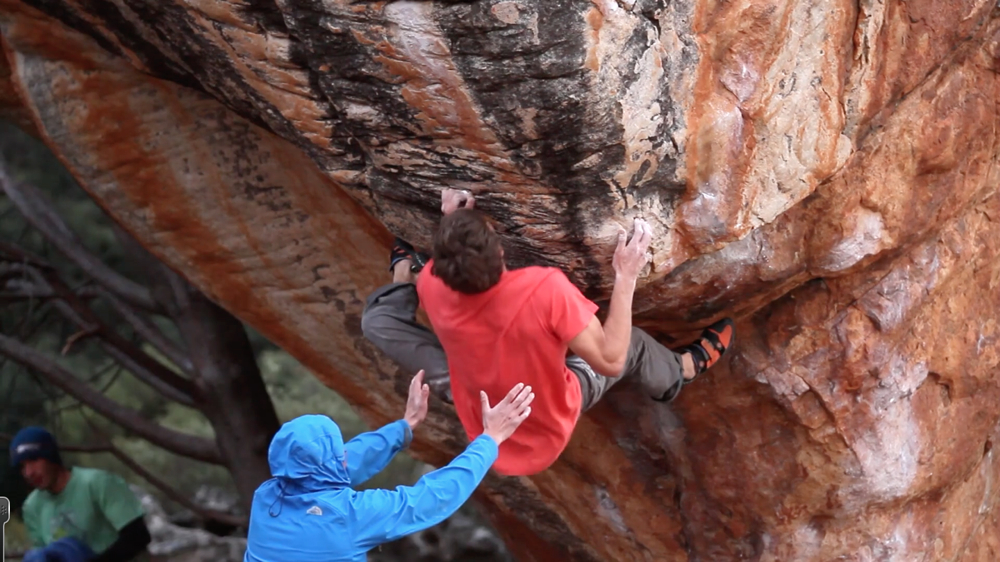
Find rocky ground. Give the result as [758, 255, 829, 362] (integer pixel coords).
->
[134, 486, 512, 562]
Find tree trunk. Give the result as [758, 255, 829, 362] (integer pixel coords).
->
[3, 2, 1000, 560]
[165, 271, 281, 511]
[119, 231, 281, 510]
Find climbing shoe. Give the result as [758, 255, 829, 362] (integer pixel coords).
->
[675, 317, 736, 385]
[389, 237, 430, 274]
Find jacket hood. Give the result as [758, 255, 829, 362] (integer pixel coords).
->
[267, 415, 351, 491]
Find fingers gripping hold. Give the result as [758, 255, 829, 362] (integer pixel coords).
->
[613, 217, 655, 280]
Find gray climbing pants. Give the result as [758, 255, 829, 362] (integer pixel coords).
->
[360, 282, 686, 410]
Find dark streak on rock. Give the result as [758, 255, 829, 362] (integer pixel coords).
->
[277, 0, 414, 213]
[117, 1, 291, 132]
[311, 263, 330, 282]
[20, 0, 122, 63]
[227, 1, 372, 189]
[618, 6, 687, 215]
[30, 0, 357, 179]
[17, 0, 283, 138]
[319, 285, 337, 303]
[280, 0, 414, 142]
[237, 0, 292, 38]
[26, 0, 203, 91]
[437, 0, 612, 294]
[219, 117, 299, 214]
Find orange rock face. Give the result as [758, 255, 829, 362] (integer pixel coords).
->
[2, 0, 1000, 559]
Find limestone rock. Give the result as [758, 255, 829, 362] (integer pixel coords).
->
[2, 0, 1000, 560]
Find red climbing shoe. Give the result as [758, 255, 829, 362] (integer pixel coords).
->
[676, 317, 735, 385]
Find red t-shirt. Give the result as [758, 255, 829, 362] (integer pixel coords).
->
[416, 262, 598, 475]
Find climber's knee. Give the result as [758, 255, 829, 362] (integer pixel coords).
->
[362, 284, 418, 341]
[360, 306, 396, 350]
[360, 304, 379, 333]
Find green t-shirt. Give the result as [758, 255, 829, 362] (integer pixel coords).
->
[22, 466, 147, 557]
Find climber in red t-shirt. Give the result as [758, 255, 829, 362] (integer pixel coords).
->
[361, 190, 735, 476]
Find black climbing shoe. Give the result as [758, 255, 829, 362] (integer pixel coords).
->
[389, 237, 430, 274]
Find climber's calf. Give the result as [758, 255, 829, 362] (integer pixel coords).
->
[361, 252, 452, 404]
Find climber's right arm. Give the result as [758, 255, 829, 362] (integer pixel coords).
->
[568, 218, 652, 377]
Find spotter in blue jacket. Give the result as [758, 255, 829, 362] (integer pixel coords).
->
[243, 414, 498, 562]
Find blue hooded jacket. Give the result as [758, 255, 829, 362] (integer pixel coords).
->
[243, 414, 498, 562]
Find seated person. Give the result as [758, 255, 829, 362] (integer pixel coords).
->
[10, 426, 151, 561]
[243, 370, 533, 562]
[362, 189, 735, 476]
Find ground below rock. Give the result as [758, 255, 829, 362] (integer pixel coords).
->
[135, 486, 512, 562]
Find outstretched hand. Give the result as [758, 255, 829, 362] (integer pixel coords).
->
[612, 217, 653, 282]
[442, 189, 475, 215]
[403, 370, 431, 431]
[480, 383, 534, 445]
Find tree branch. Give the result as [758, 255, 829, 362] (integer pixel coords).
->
[0, 240, 49, 268]
[44, 272, 198, 405]
[0, 279, 101, 302]
[102, 443, 247, 527]
[0, 291, 58, 303]
[98, 287, 195, 376]
[0, 160, 159, 311]
[87, 414, 247, 528]
[3, 258, 198, 406]
[0, 333, 222, 465]
[61, 326, 99, 355]
[95, 364, 124, 394]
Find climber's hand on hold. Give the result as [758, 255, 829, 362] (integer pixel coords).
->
[612, 218, 653, 283]
[442, 189, 475, 215]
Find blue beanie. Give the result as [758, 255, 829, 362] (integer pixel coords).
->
[9, 426, 62, 468]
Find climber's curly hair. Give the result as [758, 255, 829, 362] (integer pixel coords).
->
[432, 209, 504, 294]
